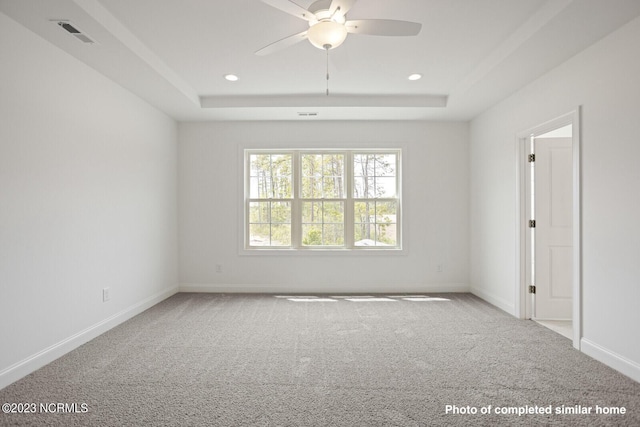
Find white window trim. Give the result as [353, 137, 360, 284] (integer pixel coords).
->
[242, 148, 402, 252]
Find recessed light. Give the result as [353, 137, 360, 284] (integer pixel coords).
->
[408, 73, 422, 81]
[224, 74, 239, 81]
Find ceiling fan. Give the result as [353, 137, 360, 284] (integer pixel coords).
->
[256, 0, 422, 55]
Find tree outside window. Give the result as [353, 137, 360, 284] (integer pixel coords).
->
[246, 149, 400, 249]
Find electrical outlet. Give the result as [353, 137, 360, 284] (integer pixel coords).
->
[437, 264, 443, 273]
[102, 287, 110, 302]
[215, 264, 222, 273]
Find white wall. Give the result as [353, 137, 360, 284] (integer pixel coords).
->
[0, 12, 178, 388]
[179, 121, 469, 293]
[469, 15, 640, 381]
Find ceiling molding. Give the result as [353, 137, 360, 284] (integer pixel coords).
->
[451, 0, 573, 97]
[3, 0, 639, 121]
[200, 94, 448, 109]
[72, 0, 200, 106]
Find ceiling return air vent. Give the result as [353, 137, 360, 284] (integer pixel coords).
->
[53, 20, 96, 44]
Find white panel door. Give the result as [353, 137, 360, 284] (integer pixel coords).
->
[535, 137, 572, 319]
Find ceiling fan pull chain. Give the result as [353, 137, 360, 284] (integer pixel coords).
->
[325, 44, 330, 96]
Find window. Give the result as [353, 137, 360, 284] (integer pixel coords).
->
[246, 149, 401, 250]
[353, 153, 399, 247]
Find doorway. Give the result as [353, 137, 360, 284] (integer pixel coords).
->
[516, 109, 581, 349]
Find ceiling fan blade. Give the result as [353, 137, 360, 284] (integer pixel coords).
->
[261, 0, 316, 21]
[255, 30, 308, 56]
[329, 0, 357, 18]
[346, 19, 422, 36]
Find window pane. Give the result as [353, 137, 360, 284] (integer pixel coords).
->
[354, 222, 375, 246]
[302, 154, 321, 198]
[249, 224, 271, 246]
[323, 176, 343, 198]
[375, 201, 397, 245]
[302, 177, 321, 198]
[271, 201, 291, 224]
[302, 201, 344, 246]
[353, 153, 397, 199]
[376, 154, 396, 176]
[376, 201, 397, 222]
[354, 201, 374, 223]
[302, 224, 344, 246]
[270, 224, 291, 246]
[249, 202, 270, 224]
[302, 201, 323, 224]
[353, 154, 374, 177]
[354, 177, 375, 198]
[354, 201, 397, 246]
[250, 153, 292, 199]
[249, 201, 291, 247]
[375, 177, 396, 198]
[302, 225, 322, 245]
[322, 154, 344, 198]
[323, 201, 343, 223]
[250, 154, 268, 176]
[302, 201, 345, 224]
[249, 177, 258, 198]
[302, 153, 344, 199]
[322, 224, 344, 246]
[270, 201, 291, 246]
[354, 201, 374, 245]
[249, 154, 270, 199]
[376, 224, 397, 246]
[271, 154, 292, 198]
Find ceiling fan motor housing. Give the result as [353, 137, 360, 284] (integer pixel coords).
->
[307, 0, 348, 49]
[308, 20, 348, 49]
[308, 0, 339, 20]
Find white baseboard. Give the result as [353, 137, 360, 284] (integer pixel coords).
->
[180, 283, 470, 294]
[470, 286, 516, 316]
[581, 338, 640, 383]
[0, 285, 179, 390]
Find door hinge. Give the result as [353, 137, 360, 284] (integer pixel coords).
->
[528, 154, 535, 162]
[529, 219, 536, 228]
[528, 285, 536, 294]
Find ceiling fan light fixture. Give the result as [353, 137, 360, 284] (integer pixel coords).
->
[307, 20, 348, 50]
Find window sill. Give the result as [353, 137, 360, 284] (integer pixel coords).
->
[239, 247, 406, 256]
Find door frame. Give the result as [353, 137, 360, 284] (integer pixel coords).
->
[515, 108, 581, 350]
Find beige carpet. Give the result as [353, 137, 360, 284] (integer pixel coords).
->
[1, 293, 638, 426]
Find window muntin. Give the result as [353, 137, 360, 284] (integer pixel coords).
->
[246, 149, 400, 250]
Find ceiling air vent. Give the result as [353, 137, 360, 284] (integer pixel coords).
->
[53, 20, 96, 44]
